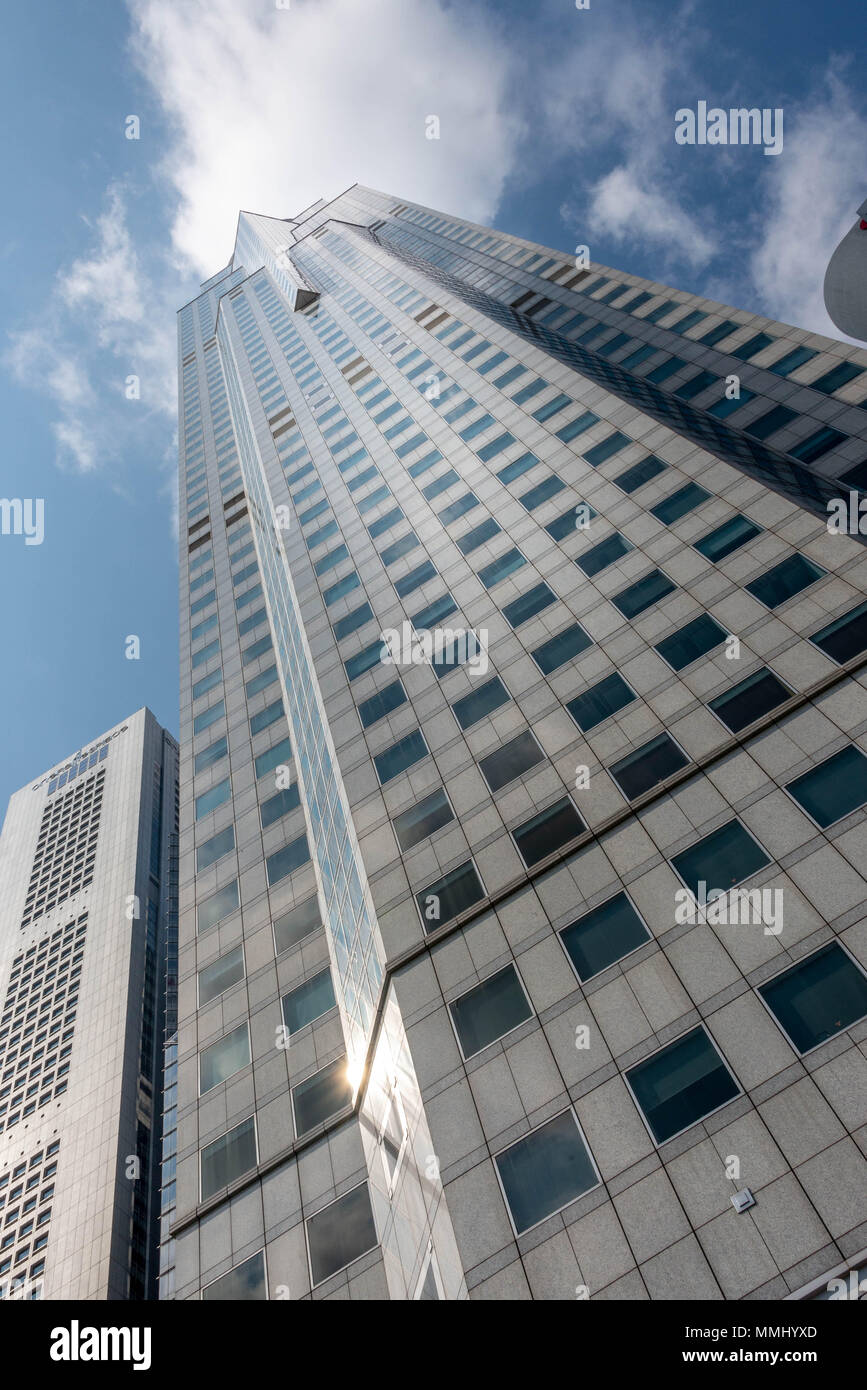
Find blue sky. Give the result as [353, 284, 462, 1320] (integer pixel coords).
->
[0, 0, 864, 809]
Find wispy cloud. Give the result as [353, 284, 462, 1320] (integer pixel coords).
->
[4, 184, 181, 478]
[747, 65, 867, 336]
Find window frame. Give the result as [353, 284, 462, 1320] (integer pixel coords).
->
[492, 1106, 601, 1237]
[623, 1025, 742, 1148]
[447, 961, 535, 1061]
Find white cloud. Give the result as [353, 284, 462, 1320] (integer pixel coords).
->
[540, 7, 720, 270]
[4, 184, 181, 475]
[583, 166, 717, 269]
[128, 0, 524, 274]
[747, 67, 867, 336]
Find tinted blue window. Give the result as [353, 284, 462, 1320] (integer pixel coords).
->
[457, 518, 501, 554]
[613, 570, 676, 618]
[334, 604, 374, 640]
[709, 668, 790, 732]
[374, 730, 429, 784]
[450, 966, 533, 1059]
[651, 483, 709, 525]
[810, 601, 867, 664]
[655, 614, 727, 670]
[583, 432, 630, 468]
[479, 548, 526, 588]
[266, 834, 310, 885]
[576, 532, 632, 576]
[497, 452, 538, 485]
[282, 969, 336, 1033]
[254, 736, 292, 779]
[560, 893, 651, 981]
[412, 594, 457, 629]
[358, 680, 406, 728]
[260, 783, 301, 829]
[439, 493, 478, 525]
[759, 944, 867, 1053]
[672, 819, 770, 894]
[567, 673, 635, 731]
[345, 641, 386, 682]
[513, 798, 585, 866]
[520, 476, 565, 511]
[197, 825, 235, 872]
[557, 412, 599, 443]
[250, 699, 284, 735]
[195, 737, 228, 773]
[614, 456, 667, 493]
[416, 861, 485, 931]
[785, 745, 867, 827]
[323, 572, 360, 606]
[746, 554, 826, 608]
[626, 1028, 739, 1143]
[695, 515, 762, 561]
[196, 779, 231, 820]
[609, 732, 689, 800]
[452, 677, 510, 729]
[503, 583, 556, 628]
[532, 623, 592, 674]
[381, 533, 419, 566]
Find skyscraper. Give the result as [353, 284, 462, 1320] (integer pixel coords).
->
[172, 187, 867, 1302]
[0, 708, 178, 1300]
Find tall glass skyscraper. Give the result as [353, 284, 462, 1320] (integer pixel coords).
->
[172, 186, 867, 1301]
[0, 708, 177, 1300]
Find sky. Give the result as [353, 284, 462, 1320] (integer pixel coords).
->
[0, 0, 864, 810]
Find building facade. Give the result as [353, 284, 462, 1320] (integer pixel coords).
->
[171, 186, 867, 1301]
[0, 707, 177, 1300]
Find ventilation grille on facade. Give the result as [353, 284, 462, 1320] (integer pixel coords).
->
[21, 774, 104, 929]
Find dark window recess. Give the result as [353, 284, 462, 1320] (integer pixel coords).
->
[503, 583, 556, 628]
[609, 733, 689, 800]
[651, 483, 709, 525]
[695, 515, 762, 562]
[626, 1027, 739, 1144]
[357, 680, 406, 728]
[392, 788, 454, 851]
[479, 730, 545, 792]
[452, 677, 510, 729]
[615, 456, 667, 493]
[744, 405, 796, 441]
[274, 897, 322, 954]
[560, 893, 651, 981]
[513, 798, 585, 867]
[785, 745, 867, 828]
[672, 819, 770, 895]
[745, 554, 826, 609]
[567, 673, 635, 731]
[532, 623, 593, 674]
[576, 532, 633, 576]
[613, 570, 676, 619]
[450, 965, 532, 1058]
[655, 614, 727, 670]
[810, 601, 867, 663]
[758, 943, 867, 1054]
[417, 861, 485, 932]
[709, 669, 790, 732]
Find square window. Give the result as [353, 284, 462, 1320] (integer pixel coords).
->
[746, 554, 826, 609]
[560, 892, 651, 981]
[202, 1250, 266, 1301]
[626, 1027, 739, 1144]
[655, 614, 727, 671]
[758, 943, 867, 1054]
[282, 970, 336, 1034]
[567, 673, 635, 731]
[198, 946, 244, 1007]
[449, 965, 533, 1058]
[452, 677, 510, 730]
[671, 819, 770, 895]
[392, 788, 454, 851]
[495, 1110, 598, 1234]
[307, 1183, 377, 1287]
[200, 1116, 257, 1201]
[417, 862, 485, 932]
[293, 1057, 353, 1136]
[709, 668, 790, 732]
[273, 897, 321, 955]
[609, 732, 689, 800]
[810, 601, 867, 664]
[199, 1023, 250, 1094]
[785, 745, 867, 828]
[513, 798, 585, 866]
[479, 730, 544, 792]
